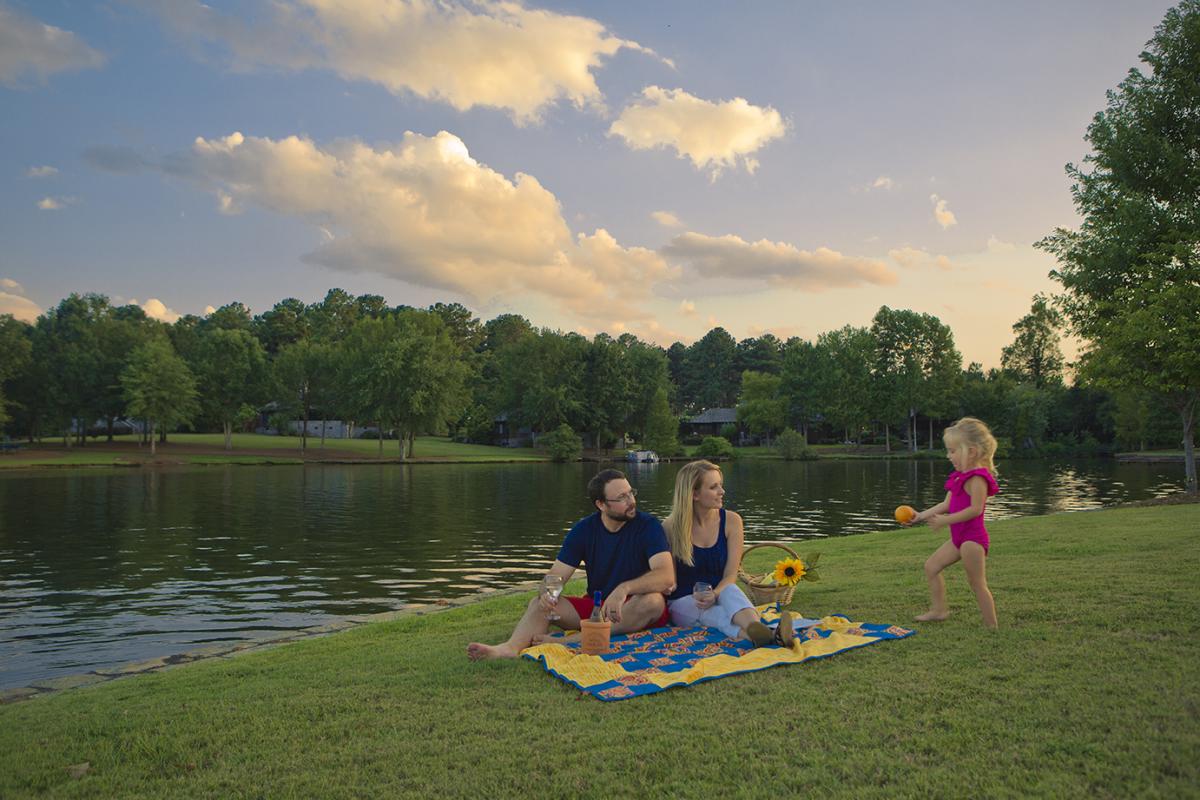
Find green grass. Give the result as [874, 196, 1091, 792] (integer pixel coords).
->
[1, 434, 548, 466]
[1, 504, 1197, 798]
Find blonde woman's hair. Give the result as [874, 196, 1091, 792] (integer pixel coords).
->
[663, 460, 721, 566]
[944, 417, 998, 475]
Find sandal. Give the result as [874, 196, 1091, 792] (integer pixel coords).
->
[772, 611, 795, 648]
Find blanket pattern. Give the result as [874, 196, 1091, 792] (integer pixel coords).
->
[521, 611, 915, 701]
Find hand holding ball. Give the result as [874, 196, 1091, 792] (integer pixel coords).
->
[894, 505, 917, 524]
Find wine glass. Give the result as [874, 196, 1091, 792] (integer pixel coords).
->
[694, 581, 715, 608]
[542, 575, 564, 622]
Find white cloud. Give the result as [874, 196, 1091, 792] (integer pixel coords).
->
[651, 210, 683, 228]
[203, 305, 217, 315]
[609, 86, 787, 177]
[168, 130, 674, 322]
[888, 246, 954, 271]
[679, 299, 696, 316]
[36, 196, 74, 209]
[987, 235, 1016, 253]
[869, 176, 894, 191]
[26, 165, 58, 178]
[663, 232, 896, 290]
[930, 193, 957, 229]
[145, 0, 656, 124]
[0, 4, 106, 87]
[138, 298, 182, 323]
[0, 279, 40, 322]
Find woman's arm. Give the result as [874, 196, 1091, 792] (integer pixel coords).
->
[715, 511, 745, 595]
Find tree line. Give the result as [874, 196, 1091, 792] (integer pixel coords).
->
[0, 287, 1177, 460]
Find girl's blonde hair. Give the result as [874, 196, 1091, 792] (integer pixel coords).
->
[663, 460, 721, 567]
[944, 416, 998, 475]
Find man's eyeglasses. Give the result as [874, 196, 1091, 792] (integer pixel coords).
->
[603, 488, 638, 504]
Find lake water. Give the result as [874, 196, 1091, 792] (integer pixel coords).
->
[0, 458, 1187, 689]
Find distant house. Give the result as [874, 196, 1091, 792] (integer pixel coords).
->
[683, 408, 742, 441]
[494, 412, 533, 448]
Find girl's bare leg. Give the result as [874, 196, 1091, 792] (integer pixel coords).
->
[916, 539, 960, 622]
[960, 541, 997, 629]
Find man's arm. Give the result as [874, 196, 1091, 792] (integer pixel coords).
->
[537, 560, 577, 612]
[600, 551, 675, 618]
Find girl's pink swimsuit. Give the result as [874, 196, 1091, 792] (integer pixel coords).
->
[944, 468, 999, 553]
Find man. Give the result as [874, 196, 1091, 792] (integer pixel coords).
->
[467, 468, 675, 661]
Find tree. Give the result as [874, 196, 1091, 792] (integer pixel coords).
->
[1037, 0, 1200, 492]
[735, 334, 783, 375]
[737, 370, 786, 446]
[195, 328, 268, 450]
[779, 338, 825, 438]
[682, 327, 738, 413]
[1001, 294, 1065, 388]
[641, 386, 679, 456]
[0, 315, 32, 429]
[816, 326, 875, 443]
[870, 307, 961, 451]
[120, 338, 199, 456]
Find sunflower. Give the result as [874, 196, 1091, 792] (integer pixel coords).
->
[773, 557, 806, 586]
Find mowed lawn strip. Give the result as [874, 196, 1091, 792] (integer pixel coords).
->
[1, 504, 1196, 798]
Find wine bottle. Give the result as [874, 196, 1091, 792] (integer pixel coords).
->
[589, 590, 603, 622]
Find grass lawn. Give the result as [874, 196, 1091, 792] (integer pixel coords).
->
[1, 504, 1196, 798]
[0, 434, 547, 467]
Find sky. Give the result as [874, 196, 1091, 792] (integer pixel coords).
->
[0, 0, 1178, 367]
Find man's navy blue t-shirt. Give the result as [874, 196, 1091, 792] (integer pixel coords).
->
[555, 510, 669, 601]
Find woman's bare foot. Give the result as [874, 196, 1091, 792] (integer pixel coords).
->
[466, 642, 521, 661]
[914, 610, 950, 622]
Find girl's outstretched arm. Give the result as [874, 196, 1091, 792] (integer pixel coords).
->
[909, 492, 951, 526]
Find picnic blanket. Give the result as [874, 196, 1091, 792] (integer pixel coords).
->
[521, 607, 915, 701]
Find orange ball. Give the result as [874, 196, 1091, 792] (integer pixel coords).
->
[894, 505, 917, 524]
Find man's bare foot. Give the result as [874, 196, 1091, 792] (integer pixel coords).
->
[914, 611, 950, 622]
[466, 642, 520, 661]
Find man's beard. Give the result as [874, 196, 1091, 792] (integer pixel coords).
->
[604, 505, 636, 524]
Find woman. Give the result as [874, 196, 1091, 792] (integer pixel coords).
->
[663, 460, 793, 647]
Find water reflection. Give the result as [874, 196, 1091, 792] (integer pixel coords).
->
[0, 459, 1185, 688]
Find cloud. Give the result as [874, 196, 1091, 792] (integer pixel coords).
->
[869, 176, 894, 191]
[930, 193, 957, 229]
[0, 279, 40, 322]
[0, 4, 106, 87]
[143, 0, 656, 124]
[662, 232, 896, 290]
[37, 196, 73, 210]
[609, 86, 786, 176]
[651, 210, 683, 228]
[986, 235, 1016, 253]
[165, 130, 674, 322]
[679, 299, 696, 316]
[131, 298, 182, 323]
[26, 165, 58, 178]
[82, 145, 153, 174]
[888, 246, 955, 271]
[203, 305, 217, 315]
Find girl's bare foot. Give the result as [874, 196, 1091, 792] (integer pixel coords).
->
[914, 611, 950, 622]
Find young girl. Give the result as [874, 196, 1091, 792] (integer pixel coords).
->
[909, 417, 1000, 628]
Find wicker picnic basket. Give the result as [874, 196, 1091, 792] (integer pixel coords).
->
[737, 542, 801, 606]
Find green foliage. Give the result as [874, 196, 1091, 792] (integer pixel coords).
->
[541, 423, 582, 462]
[1001, 294, 1065, 388]
[1038, 0, 1200, 491]
[641, 386, 679, 456]
[737, 370, 786, 443]
[775, 428, 817, 460]
[120, 337, 200, 452]
[695, 435, 735, 459]
[870, 307, 962, 451]
[679, 327, 738, 413]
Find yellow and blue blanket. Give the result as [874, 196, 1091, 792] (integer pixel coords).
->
[521, 609, 915, 701]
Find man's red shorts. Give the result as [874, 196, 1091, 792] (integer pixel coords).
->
[566, 594, 670, 629]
